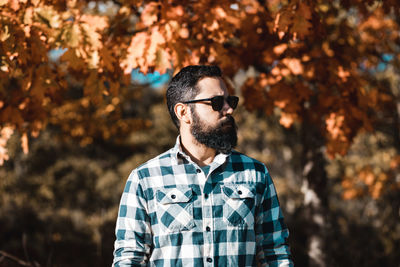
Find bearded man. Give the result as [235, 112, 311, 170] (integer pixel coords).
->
[113, 65, 293, 267]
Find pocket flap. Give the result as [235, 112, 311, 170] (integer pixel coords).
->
[222, 184, 255, 199]
[156, 186, 193, 204]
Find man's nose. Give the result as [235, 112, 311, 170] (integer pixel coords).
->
[222, 100, 233, 115]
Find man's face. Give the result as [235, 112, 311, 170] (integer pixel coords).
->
[189, 77, 237, 154]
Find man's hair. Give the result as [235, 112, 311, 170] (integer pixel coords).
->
[166, 65, 222, 128]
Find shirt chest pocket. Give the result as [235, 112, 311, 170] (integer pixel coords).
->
[222, 184, 256, 227]
[156, 186, 195, 232]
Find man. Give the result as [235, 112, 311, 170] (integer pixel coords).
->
[113, 65, 293, 266]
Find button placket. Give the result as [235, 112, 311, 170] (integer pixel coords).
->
[202, 182, 213, 266]
[202, 212, 213, 261]
[196, 165, 215, 264]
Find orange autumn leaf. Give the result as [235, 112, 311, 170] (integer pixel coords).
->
[121, 32, 149, 74]
[279, 112, 296, 128]
[273, 44, 288, 55]
[282, 58, 303, 75]
[80, 15, 108, 31]
[141, 2, 159, 27]
[146, 27, 166, 70]
[291, 2, 313, 39]
[273, 9, 292, 33]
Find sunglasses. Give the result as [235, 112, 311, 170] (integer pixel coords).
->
[183, 95, 239, 111]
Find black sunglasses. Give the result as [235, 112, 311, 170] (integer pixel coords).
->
[183, 95, 239, 111]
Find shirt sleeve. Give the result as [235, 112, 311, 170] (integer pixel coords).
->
[113, 170, 153, 267]
[255, 169, 294, 267]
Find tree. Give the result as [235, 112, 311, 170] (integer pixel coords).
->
[1, 0, 399, 265]
[1, 0, 398, 178]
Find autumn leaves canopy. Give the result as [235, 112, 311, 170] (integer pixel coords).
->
[0, 0, 399, 165]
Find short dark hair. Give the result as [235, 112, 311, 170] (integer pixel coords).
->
[166, 65, 222, 128]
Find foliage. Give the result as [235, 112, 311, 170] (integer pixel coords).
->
[1, 0, 400, 265]
[1, 0, 399, 199]
[0, 0, 398, 150]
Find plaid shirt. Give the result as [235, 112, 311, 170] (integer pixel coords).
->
[113, 137, 293, 267]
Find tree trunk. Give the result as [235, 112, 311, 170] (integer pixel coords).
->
[300, 120, 329, 267]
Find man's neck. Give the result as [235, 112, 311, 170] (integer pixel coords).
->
[180, 134, 216, 167]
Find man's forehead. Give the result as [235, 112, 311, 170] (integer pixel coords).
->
[196, 77, 227, 96]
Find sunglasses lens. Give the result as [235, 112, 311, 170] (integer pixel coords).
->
[210, 96, 239, 111]
[211, 96, 224, 111]
[227, 96, 239, 109]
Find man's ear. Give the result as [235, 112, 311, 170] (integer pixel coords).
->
[174, 103, 191, 125]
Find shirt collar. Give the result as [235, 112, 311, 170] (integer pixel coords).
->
[171, 136, 190, 164]
[171, 135, 230, 166]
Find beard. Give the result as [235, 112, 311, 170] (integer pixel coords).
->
[190, 109, 237, 154]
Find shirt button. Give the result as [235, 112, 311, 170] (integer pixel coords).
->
[206, 226, 211, 231]
[196, 169, 201, 173]
[206, 258, 212, 263]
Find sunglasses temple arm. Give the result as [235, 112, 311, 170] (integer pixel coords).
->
[184, 98, 213, 104]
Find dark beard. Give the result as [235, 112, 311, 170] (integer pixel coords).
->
[190, 110, 237, 154]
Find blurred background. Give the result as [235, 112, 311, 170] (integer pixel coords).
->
[0, 0, 399, 266]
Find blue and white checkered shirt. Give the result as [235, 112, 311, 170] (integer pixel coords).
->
[113, 137, 293, 267]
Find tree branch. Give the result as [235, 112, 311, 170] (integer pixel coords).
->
[0, 250, 37, 266]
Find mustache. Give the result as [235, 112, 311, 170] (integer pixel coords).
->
[220, 115, 236, 127]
